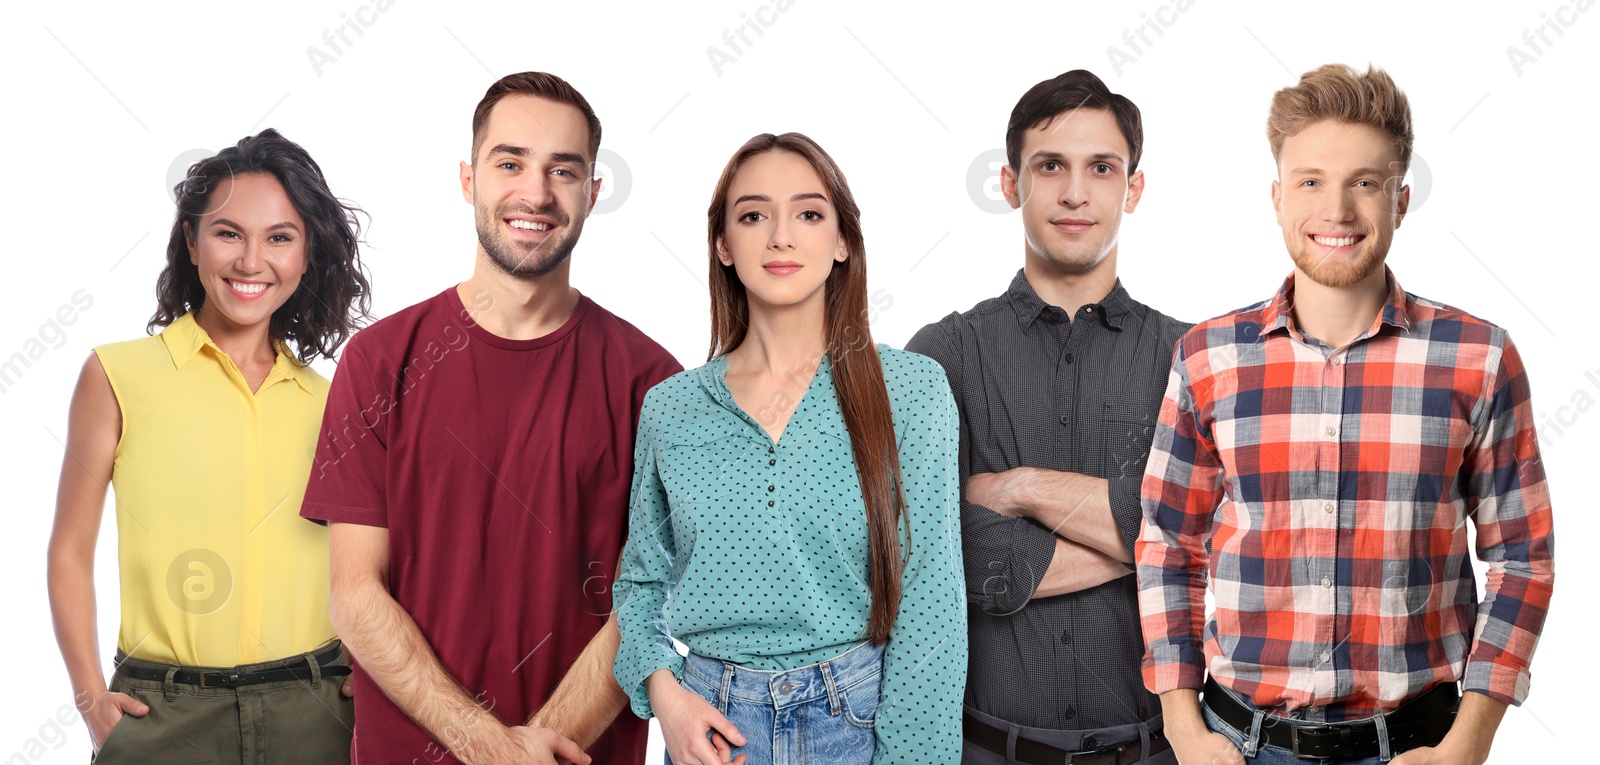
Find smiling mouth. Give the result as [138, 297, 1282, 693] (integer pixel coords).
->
[507, 220, 553, 232]
[224, 278, 269, 295]
[1310, 233, 1365, 248]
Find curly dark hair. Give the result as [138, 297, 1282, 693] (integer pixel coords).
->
[149, 128, 373, 363]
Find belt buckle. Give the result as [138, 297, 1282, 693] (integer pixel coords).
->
[1065, 740, 1123, 763]
[1289, 725, 1332, 759]
[200, 671, 243, 688]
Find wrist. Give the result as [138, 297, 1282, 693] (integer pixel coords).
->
[1005, 468, 1037, 516]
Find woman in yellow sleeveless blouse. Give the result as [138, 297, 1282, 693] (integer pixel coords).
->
[47, 130, 372, 764]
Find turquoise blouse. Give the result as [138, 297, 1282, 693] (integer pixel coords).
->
[613, 344, 967, 763]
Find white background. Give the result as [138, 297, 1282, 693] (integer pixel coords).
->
[2, 0, 1593, 762]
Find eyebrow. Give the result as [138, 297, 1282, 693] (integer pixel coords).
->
[211, 218, 301, 233]
[1028, 150, 1125, 164]
[485, 144, 591, 169]
[1289, 166, 1390, 178]
[732, 192, 831, 205]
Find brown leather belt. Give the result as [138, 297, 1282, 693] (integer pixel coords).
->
[963, 713, 1170, 765]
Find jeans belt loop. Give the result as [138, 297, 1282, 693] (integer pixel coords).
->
[818, 661, 841, 716]
[718, 663, 734, 717]
[1137, 720, 1152, 762]
[308, 648, 323, 689]
[1004, 724, 1020, 763]
[162, 666, 179, 701]
[1374, 711, 1393, 762]
[1244, 708, 1266, 758]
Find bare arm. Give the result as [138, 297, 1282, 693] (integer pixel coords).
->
[968, 467, 1132, 563]
[525, 609, 629, 751]
[47, 353, 147, 748]
[328, 522, 588, 765]
[1033, 536, 1133, 599]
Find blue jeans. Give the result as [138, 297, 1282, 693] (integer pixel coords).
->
[1201, 700, 1386, 765]
[668, 640, 883, 765]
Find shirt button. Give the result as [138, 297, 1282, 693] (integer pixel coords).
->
[1060, 630, 1072, 645]
[1059, 415, 1070, 425]
[1320, 649, 1332, 663]
[767, 500, 774, 507]
[1084, 306, 1094, 313]
[1324, 426, 1337, 437]
[767, 485, 775, 492]
[1332, 358, 1342, 366]
[1309, 706, 1323, 715]
[1064, 705, 1076, 719]
[1321, 576, 1331, 588]
[769, 459, 776, 466]
[1324, 502, 1335, 513]
[1064, 352, 1075, 364]
[768, 446, 774, 453]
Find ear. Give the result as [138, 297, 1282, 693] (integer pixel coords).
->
[1124, 169, 1146, 214]
[459, 160, 475, 206]
[1271, 178, 1284, 226]
[184, 220, 199, 266]
[715, 236, 733, 267]
[1392, 183, 1411, 231]
[834, 237, 848, 263]
[1000, 163, 1022, 209]
[586, 172, 603, 211]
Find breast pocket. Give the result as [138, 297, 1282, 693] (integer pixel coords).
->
[658, 417, 754, 509]
[1103, 415, 1156, 482]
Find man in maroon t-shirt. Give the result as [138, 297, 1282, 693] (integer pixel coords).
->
[301, 72, 680, 765]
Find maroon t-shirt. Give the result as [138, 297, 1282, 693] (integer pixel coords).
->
[301, 285, 680, 765]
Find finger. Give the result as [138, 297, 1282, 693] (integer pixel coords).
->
[548, 734, 591, 765]
[115, 692, 149, 717]
[706, 713, 747, 747]
[690, 737, 726, 765]
[711, 732, 732, 762]
[342, 677, 355, 697]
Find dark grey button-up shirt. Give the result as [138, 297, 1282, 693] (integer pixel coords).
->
[906, 269, 1192, 730]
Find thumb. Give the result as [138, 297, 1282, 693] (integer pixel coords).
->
[341, 676, 355, 697]
[116, 693, 149, 717]
[549, 734, 591, 765]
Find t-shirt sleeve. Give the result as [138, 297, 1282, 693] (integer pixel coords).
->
[300, 332, 390, 527]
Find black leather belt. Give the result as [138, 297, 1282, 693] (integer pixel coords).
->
[1203, 677, 1457, 759]
[115, 641, 352, 688]
[963, 712, 1171, 765]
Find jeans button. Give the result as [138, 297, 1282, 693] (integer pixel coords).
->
[778, 680, 794, 693]
[1084, 737, 1098, 749]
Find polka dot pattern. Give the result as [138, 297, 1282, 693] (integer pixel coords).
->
[613, 344, 968, 763]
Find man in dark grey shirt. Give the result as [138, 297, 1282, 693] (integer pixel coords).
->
[907, 70, 1190, 765]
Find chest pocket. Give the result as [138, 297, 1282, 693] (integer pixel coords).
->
[657, 416, 755, 509]
[1103, 413, 1157, 482]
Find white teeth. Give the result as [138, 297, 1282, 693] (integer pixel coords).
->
[228, 280, 267, 294]
[1314, 235, 1357, 248]
[509, 220, 550, 231]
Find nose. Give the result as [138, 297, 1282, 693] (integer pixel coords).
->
[1060, 169, 1090, 209]
[517, 169, 558, 210]
[1323, 187, 1357, 223]
[239, 235, 265, 274]
[767, 214, 795, 251]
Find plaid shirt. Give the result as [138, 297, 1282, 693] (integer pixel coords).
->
[1135, 267, 1555, 721]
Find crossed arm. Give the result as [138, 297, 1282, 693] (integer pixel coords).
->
[966, 467, 1133, 601]
[328, 522, 623, 765]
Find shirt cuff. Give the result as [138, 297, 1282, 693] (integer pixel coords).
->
[1141, 642, 1207, 695]
[1107, 474, 1145, 560]
[299, 501, 388, 528]
[624, 654, 687, 720]
[1463, 658, 1531, 707]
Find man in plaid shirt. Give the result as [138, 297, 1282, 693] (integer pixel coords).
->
[1136, 64, 1555, 764]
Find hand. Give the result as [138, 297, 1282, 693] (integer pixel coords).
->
[80, 688, 148, 751]
[1391, 738, 1489, 765]
[1167, 725, 1244, 765]
[647, 670, 747, 765]
[340, 646, 356, 697]
[966, 470, 1029, 518]
[465, 724, 591, 765]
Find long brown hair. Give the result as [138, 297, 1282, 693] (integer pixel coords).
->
[705, 133, 907, 643]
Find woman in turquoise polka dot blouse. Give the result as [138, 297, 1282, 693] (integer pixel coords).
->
[612, 132, 968, 765]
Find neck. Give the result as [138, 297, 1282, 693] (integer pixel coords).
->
[1022, 246, 1120, 322]
[726, 289, 829, 380]
[1288, 264, 1390, 349]
[192, 304, 277, 366]
[458, 248, 580, 341]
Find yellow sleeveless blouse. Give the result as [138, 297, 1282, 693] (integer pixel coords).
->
[92, 311, 336, 666]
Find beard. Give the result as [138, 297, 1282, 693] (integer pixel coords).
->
[474, 199, 583, 278]
[1288, 229, 1390, 289]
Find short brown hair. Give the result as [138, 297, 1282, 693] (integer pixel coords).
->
[1267, 64, 1413, 173]
[470, 72, 601, 166]
[1006, 70, 1142, 173]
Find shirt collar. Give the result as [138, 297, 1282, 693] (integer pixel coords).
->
[161, 310, 317, 394]
[1257, 265, 1413, 342]
[1005, 268, 1131, 332]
